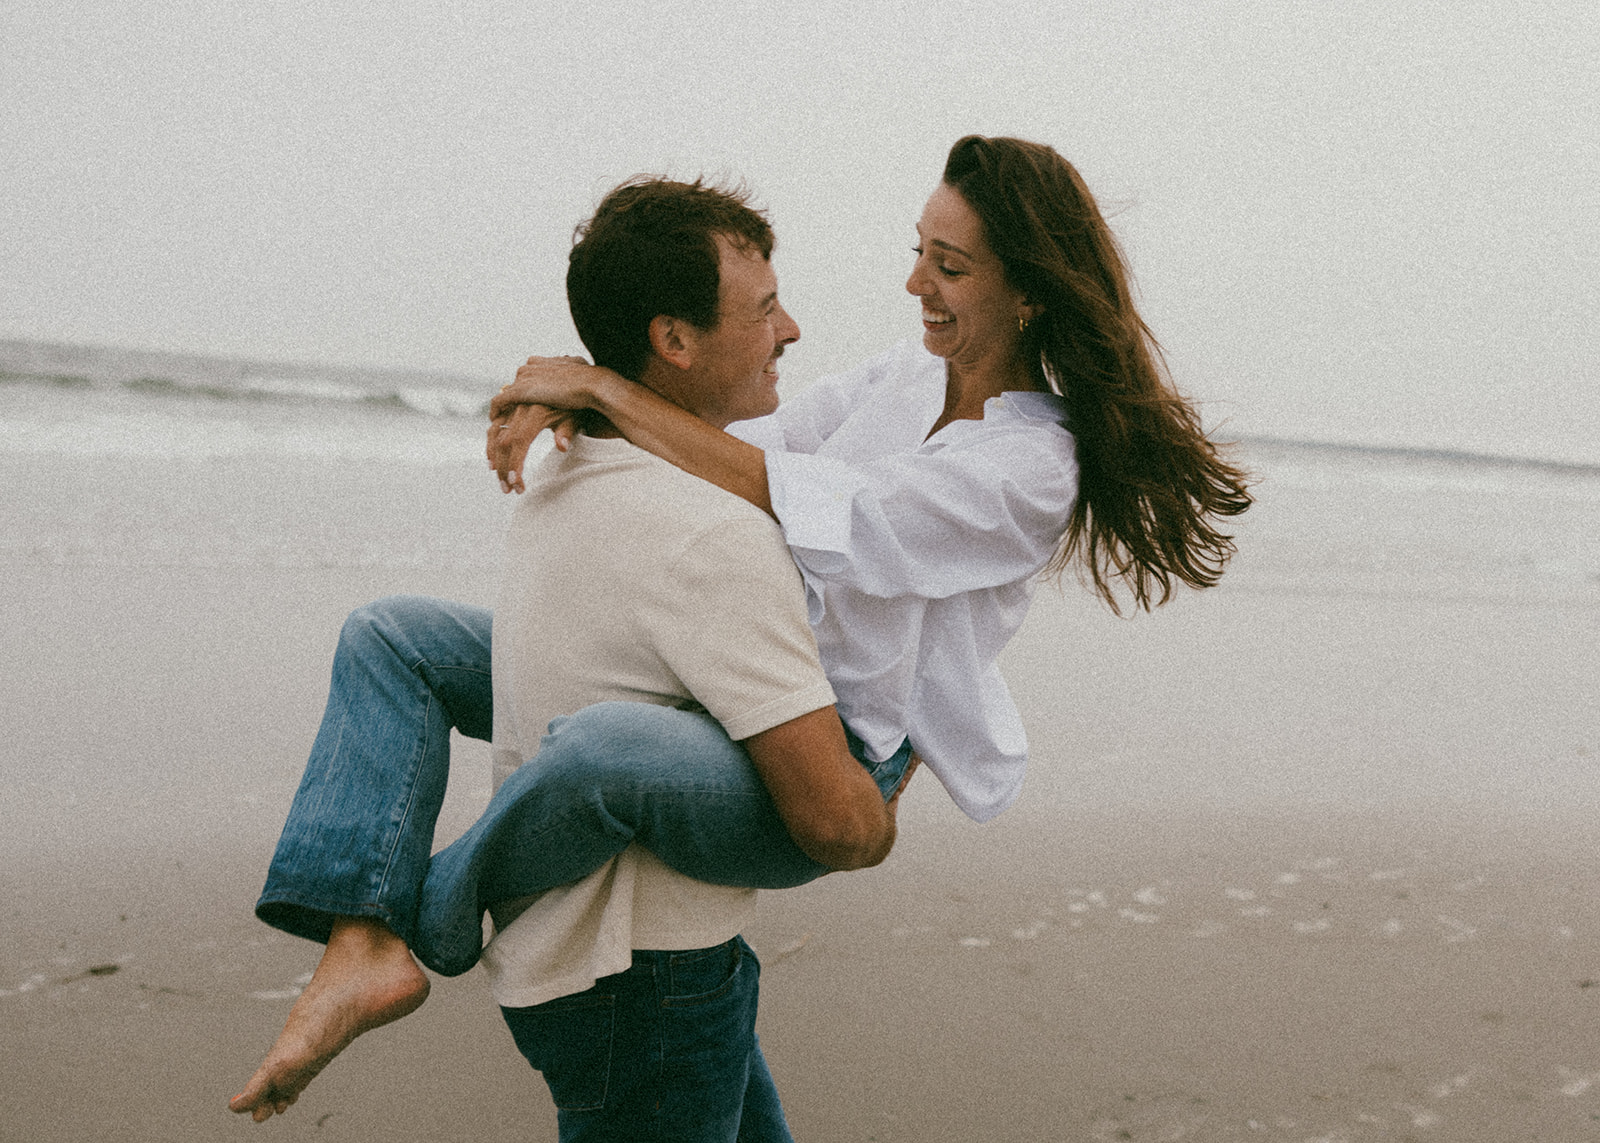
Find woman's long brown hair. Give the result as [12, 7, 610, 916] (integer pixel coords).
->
[944, 135, 1253, 613]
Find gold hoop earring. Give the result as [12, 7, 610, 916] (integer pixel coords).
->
[1018, 315, 1031, 333]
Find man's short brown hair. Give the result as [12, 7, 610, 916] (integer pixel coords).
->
[566, 178, 775, 381]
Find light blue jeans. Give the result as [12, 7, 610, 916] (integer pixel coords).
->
[254, 596, 912, 974]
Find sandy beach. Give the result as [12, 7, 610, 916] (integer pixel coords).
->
[3, 393, 1599, 1140]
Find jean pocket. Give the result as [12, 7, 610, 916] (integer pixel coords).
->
[500, 994, 615, 1111]
[661, 939, 742, 1008]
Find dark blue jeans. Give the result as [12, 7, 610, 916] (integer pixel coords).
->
[501, 937, 791, 1143]
[255, 596, 913, 972]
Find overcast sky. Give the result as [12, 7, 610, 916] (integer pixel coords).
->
[3, 0, 1597, 464]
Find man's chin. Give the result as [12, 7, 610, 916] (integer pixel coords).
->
[750, 379, 782, 418]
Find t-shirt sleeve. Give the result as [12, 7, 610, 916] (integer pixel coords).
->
[645, 515, 837, 741]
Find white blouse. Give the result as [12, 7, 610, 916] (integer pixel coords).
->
[729, 339, 1078, 822]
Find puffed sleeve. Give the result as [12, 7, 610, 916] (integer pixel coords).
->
[767, 407, 1078, 601]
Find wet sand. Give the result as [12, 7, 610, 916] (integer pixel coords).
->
[3, 439, 1599, 1140]
[7, 800, 1600, 1141]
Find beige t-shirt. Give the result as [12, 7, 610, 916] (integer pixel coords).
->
[481, 434, 836, 1009]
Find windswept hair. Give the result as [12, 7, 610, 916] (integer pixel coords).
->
[567, 177, 774, 381]
[943, 135, 1253, 612]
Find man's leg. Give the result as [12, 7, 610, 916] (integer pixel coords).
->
[232, 595, 492, 1122]
[500, 936, 772, 1143]
[738, 1038, 796, 1143]
[414, 703, 915, 976]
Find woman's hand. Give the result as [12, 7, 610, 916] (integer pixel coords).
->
[487, 404, 579, 493]
[489, 355, 776, 514]
[490, 355, 599, 421]
[487, 356, 600, 493]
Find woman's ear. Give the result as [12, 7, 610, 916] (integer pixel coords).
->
[648, 314, 697, 371]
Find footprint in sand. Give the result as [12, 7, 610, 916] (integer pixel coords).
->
[1426, 1072, 1471, 1099]
[1088, 1091, 1210, 1141]
[1369, 867, 1412, 882]
[0, 974, 50, 998]
[1557, 1067, 1600, 1097]
[1434, 915, 1477, 943]
[1397, 1103, 1443, 1128]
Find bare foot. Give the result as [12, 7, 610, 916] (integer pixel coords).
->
[229, 917, 429, 1122]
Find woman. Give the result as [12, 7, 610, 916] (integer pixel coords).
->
[472, 131, 1249, 862]
[233, 135, 1251, 1122]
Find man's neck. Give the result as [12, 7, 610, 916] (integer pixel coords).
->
[634, 362, 728, 431]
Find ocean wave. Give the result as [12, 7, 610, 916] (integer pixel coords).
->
[0, 339, 496, 422]
[3, 339, 1595, 477]
[1237, 434, 1600, 481]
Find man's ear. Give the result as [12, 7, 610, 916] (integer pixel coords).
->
[648, 315, 697, 371]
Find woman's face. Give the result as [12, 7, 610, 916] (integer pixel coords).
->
[905, 183, 1031, 370]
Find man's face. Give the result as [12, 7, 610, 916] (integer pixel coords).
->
[671, 236, 800, 429]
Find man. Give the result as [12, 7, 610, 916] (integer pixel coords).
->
[232, 177, 904, 1139]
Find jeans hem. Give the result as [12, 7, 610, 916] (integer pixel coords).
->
[254, 894, 406, 946]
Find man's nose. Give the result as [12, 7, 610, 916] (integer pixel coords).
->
[776, 304, 800, 345]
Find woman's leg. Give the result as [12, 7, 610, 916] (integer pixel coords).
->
[413, 702, 913, 976]
[232, 595, 493, 1122]
[254, 595, 493, 946]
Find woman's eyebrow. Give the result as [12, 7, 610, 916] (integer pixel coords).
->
[927, 238, 974, 259]
[914, 222, 973, 260]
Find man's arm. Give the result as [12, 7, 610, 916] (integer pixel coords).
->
[739, 707, 909, 871]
